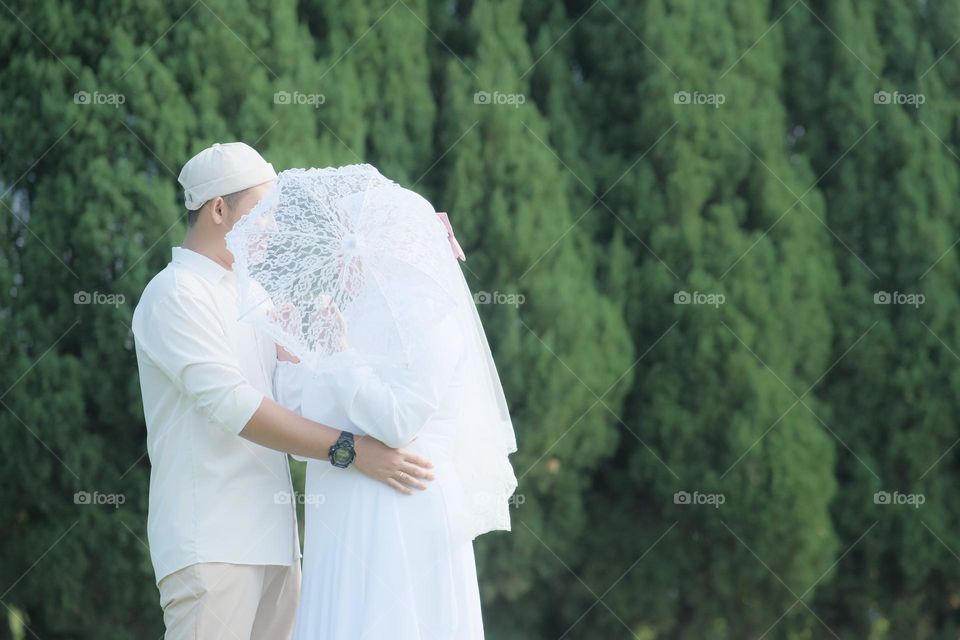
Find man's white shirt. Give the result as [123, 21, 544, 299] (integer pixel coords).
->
[132, 247, 298, 583]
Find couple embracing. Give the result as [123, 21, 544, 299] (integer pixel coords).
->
[132, 142, 517, 639]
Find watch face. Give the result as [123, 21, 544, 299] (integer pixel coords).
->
[332, 447, 354, 466]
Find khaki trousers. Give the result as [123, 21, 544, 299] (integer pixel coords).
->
[158, 562, 301, 640]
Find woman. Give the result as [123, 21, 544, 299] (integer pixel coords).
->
[271, 192, 517, 639]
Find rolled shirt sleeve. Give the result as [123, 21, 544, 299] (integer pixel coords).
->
[133, 289, 264, 435]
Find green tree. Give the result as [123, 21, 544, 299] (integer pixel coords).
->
[298, 0, 437, 179]
[782, 1, 960, 636]
[7, 0, 960, 638]
[0, 1, 326, 636]
[521, 1, 841, 636]
[433, 1, 634, 637]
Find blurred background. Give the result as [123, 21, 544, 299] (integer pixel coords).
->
[2, 0, 960, 638]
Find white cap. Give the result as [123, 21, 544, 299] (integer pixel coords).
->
[178, 142, 277, 210]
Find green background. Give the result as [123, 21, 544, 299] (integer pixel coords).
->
[2, 0, 960, 638]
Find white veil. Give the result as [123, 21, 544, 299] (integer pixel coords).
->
[446, 263, 518, 540]
[227, 165, 518, 539]
[349, 225, 519, 540]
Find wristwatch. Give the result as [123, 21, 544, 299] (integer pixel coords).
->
[329, 431, 356, 469]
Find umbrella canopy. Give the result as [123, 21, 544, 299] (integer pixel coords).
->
[226, 164, 460, 373]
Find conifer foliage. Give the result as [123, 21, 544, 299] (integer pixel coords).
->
[2, 1, 959, 637]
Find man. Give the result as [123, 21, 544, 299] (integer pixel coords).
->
[131, 142, 435, 640]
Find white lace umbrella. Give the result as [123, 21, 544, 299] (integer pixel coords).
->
[228, 163, 518, 539]
[225, 164, 460, 373]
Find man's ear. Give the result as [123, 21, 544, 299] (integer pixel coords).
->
[208, 196, 227, 225]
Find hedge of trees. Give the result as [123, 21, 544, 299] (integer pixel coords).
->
[2, 1, 960, 638]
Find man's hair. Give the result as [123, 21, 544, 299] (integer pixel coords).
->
[187, 188, 250, 227]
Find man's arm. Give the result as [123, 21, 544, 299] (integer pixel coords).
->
[133, 287, 433, 492]
[239, 397, 434, 493]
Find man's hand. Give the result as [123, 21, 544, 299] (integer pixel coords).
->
[276, 344, 299, 362]
[353, 435, 435, 494]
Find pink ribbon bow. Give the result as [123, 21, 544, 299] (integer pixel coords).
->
[436, 211, 466, 262]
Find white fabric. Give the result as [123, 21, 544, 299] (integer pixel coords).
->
[132, 247, 299, 583]
[275, 308, 486, 640]
[448, 265, 518, 538]
[322, 265, 518, 539]
[228, 163, 517, 539]
[225, 164, 459, 375]
[178, 142, 277, 210]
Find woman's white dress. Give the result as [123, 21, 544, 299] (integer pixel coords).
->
[275, 310, 485, 640]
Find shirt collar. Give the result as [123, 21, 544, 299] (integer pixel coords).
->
[171, 247, 232, 283]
